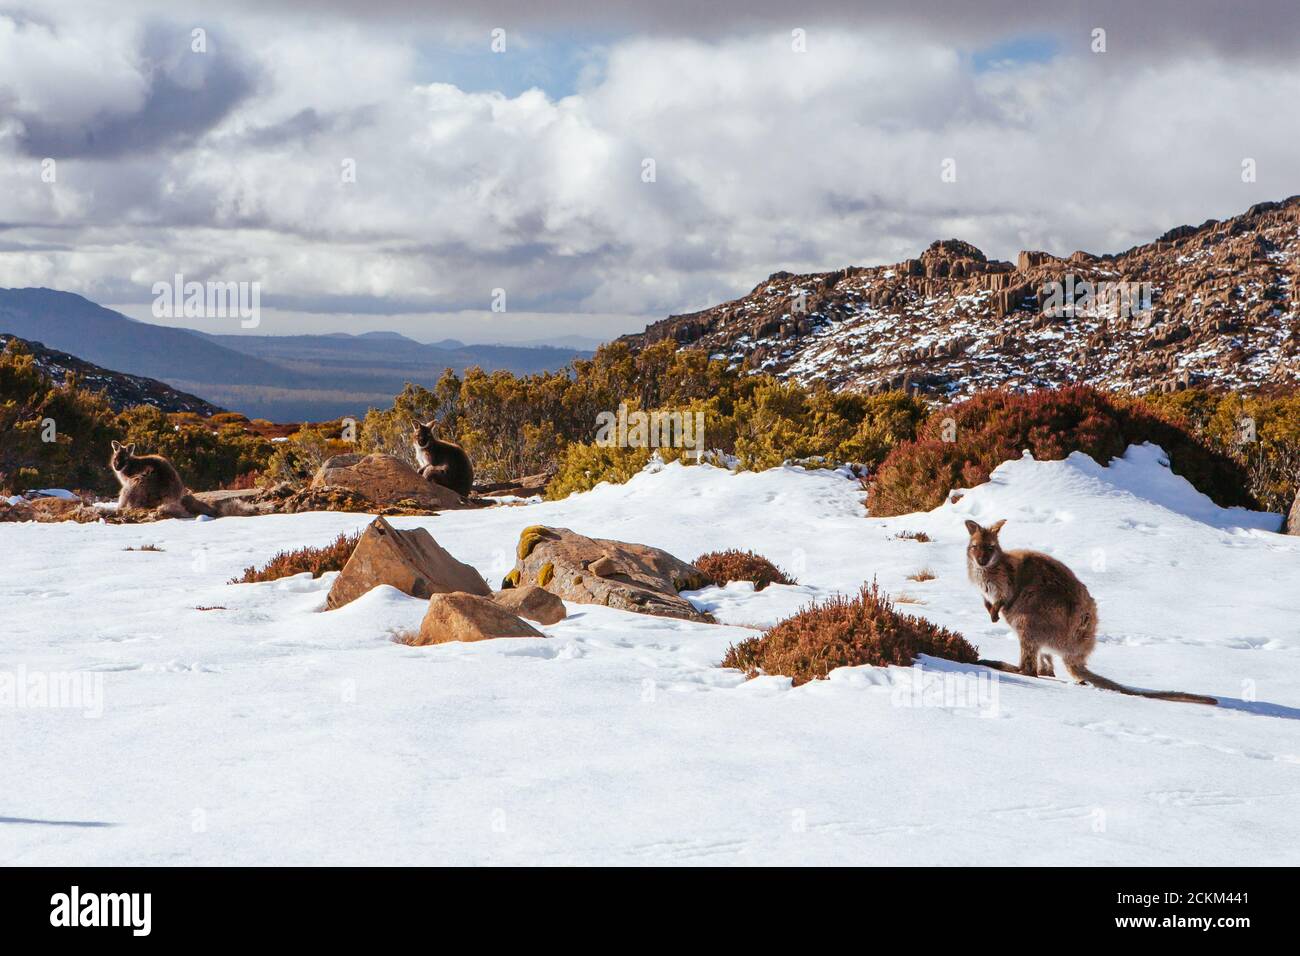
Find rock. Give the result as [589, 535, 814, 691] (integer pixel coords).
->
[491, 584, 566, 625]
[312, 453, 469, 510]
[1287, 488, 1300, 536]
[410, 592, 544, 645]
[472, 472, 553, 500]
[510, 525, 713, 622]
[326, 516, 491, 609]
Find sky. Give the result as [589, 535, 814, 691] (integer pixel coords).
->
[1, 0, 1299, 344]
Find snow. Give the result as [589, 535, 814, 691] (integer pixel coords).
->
[3, 447, 1299, 865]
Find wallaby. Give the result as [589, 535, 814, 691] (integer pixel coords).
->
[411, 419, 473, 498]
[965, 519, 1216, 705]
[110, 441, 244, 519]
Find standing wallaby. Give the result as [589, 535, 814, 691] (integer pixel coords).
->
[110, 441, 241, 519]
[411, 419, 473, 498]
[965, 519, 1215, 705]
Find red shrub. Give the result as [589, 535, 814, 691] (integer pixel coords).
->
[721, 581, 978, 686]
[693, 549, 797, 590]
[869, 387, 1254, 516]
[230, 532, 360, 584]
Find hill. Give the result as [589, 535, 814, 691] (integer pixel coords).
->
[0, 333, 223, 415]
[0, 289, 589, 421]
[621, 197, 1300, 397]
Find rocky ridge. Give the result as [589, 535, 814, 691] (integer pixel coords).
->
[621, 197, 1300, 397]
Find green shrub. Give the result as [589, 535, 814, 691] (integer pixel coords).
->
[721, 581, 978, 686]
[546, 443, 656, 499]
[259, 424, 351, 486]
[1138, 390, 1300, 513]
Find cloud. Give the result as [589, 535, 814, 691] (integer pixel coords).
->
[2, 18, 257, 159]
[0, 5, 1299, 341]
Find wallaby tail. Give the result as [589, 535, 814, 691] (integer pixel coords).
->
[180, 494, 254, 519]
[1069, 664, 1217, 706]
[179, 494, 220, 518]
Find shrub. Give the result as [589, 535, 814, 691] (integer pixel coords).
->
[230, 531, 360, 584]
[721, 581, 978, 686]
[117, 405, 273, 492]
[693, 549, 797, 591]
[546, 442, 655, 499]
[1138, 389, 1300, 513]
[258, 424, 350, 487]
[868, 386, 1254, 516]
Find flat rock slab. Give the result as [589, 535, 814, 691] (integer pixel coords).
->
[511, 525, 713, 623]
[327, 516, 490, 609]
[412, 592, 545, 645]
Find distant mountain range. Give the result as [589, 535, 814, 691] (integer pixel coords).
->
[621, 196, 1300, 397]
[1, 333, 224, 416]
[0, 289, 590, 421]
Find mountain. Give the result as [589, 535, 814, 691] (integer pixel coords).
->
[0, 289, 303, 388]
[1, 333, 223, 415]
[621, 196, 1300, 396]
[0, 289, 589, 421]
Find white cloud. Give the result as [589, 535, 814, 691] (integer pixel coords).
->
[1, 8, 1299, 342]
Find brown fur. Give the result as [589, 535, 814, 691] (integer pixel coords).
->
[411, 420, 473, 497]
[109, 441, 243, 519]
[965, 519, 1215, 706]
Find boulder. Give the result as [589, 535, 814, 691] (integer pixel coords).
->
[1287, 488, 1300, 536]
[509, 525, 713, 622]
[410, 592, 544, 645]
[326, 516, 490, 609]
[312, 453, 468, 510]
[491, 584, 566, 625]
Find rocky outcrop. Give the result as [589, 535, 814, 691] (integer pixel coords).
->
[312, 454, 469, 510]
[326, 516, 490, 609]
[491, 584, 567, 625]
[410, 592, 544, 645]
[509, 525, 713, 622]
[617, 195, 1300, 399]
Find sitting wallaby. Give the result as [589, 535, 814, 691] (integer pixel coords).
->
[110, 441, 241, 519]
[965, 519, 1215, 705]
[411, 419, 473, 498]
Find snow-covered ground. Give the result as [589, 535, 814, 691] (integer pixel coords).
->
[3, 445, 1299, 865]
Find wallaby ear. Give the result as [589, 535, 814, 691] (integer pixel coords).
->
[111, 440, 121, 451]
[989, 519, 1007, 534]
[126, 443, 137, 455]
[964, 519, 980, 536]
